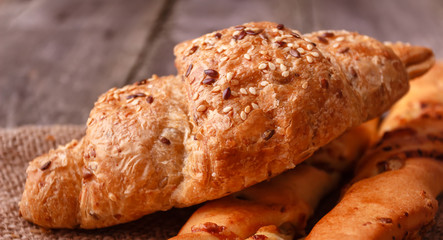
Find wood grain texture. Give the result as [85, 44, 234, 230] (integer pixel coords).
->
[0, 0, 442, 128]
[0, 0, 164, 127]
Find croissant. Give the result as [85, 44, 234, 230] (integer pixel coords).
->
[305, 62, 443, 240]
[171, 120, 377, 240]
[20, 22, 434, 229]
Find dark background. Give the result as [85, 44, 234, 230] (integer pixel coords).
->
[1, 0, 442, 127]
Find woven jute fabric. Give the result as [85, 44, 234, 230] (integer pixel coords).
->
[0, 125, 441, 239]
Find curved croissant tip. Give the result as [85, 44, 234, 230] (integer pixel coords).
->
[385, 42, 435, 80]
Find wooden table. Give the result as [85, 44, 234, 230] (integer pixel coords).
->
[1, 0, 442, 127]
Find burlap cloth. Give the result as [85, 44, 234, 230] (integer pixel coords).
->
[0, 125, 441, 239]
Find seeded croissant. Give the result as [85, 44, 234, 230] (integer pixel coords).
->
[306, 62, 443, 240]
[20, 22, 434, 229]
[171, 120, 377, 240]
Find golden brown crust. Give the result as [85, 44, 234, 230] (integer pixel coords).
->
[171, 122, 376, 240]
[19, 140, 83, 228]
[306, 62, 443, 240]
[20, 22, 429, 229]
[174, 22, 411, 207]
[385, 42, 435, 79]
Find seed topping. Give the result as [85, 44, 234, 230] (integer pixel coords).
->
[276, 24, 285, 30]
[185, 64, 193, 77]
[204, 69, 219, 78]
[160, 137, 171, 145]
[146, 95, 154, 103]
[289, 49, 301, 58]
[197, 105, 207, 112]
[188, 45, 198, 55]
[127, 93, 146, 100]
[202, 78, 216, 85]
[223, 106, 232, 113]
[317, 36, 328, 44]
[321, 32, 335, 38]
[338, 47, 350, 54]
[223, 87, 231, 100]
[258, 63, 267, 70]
[40, 161, 52, 171]
[263, 129, 276, 140]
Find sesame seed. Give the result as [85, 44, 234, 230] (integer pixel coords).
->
[244, 53, 251, 60]
[231, 79, 239, 85]
[202, 78, 216, 85]
[261, 40, 267, 45]
[223, 87, 231, 100]
[276, 23, 285, 30]
[280, 64, 287, 71]
[160, 136, 171, 145]
[260, 81, 269, 86]
[311, 52, 320, 57]
[275, 36, 283, 41]
[306, 56, 314, 63]
[245, 105, 251, 113]
[333, 43, 340, 48]
[223, 106, 232, 113]
[212, 86, 221, 92]
[226, 72, 233, 81]
[307, 44, 314, 50]
[249, 87, 257, 95]
[282, 71, 290, 77]
[146, 95, 154, 103]
[289, 49, 301, 58]
[204, 69, 219, 78]
[40, 161, 51, 171]
[302, 82, 308, 89]
[240, 88, 247, 94]
[336, 36, 345, 42]
[252, 103, 259, 109]
[268, 62, 276, 70]
[220, 56, 228, 62]
[108, 193, 117, 201]
[197, 105, 207, 112]
[185, 64, 193, 77]
[297, 47, 305, 54]
[231, 91, 238, 97]
[276, 58, 284, 64]
[258, 63, 267, 70]
[240, 111, 247, 120]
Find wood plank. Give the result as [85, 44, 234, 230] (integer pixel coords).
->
[310, 0, 443, 58]
[130, 0, 314, 82]
[0, 0, 164, 127]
